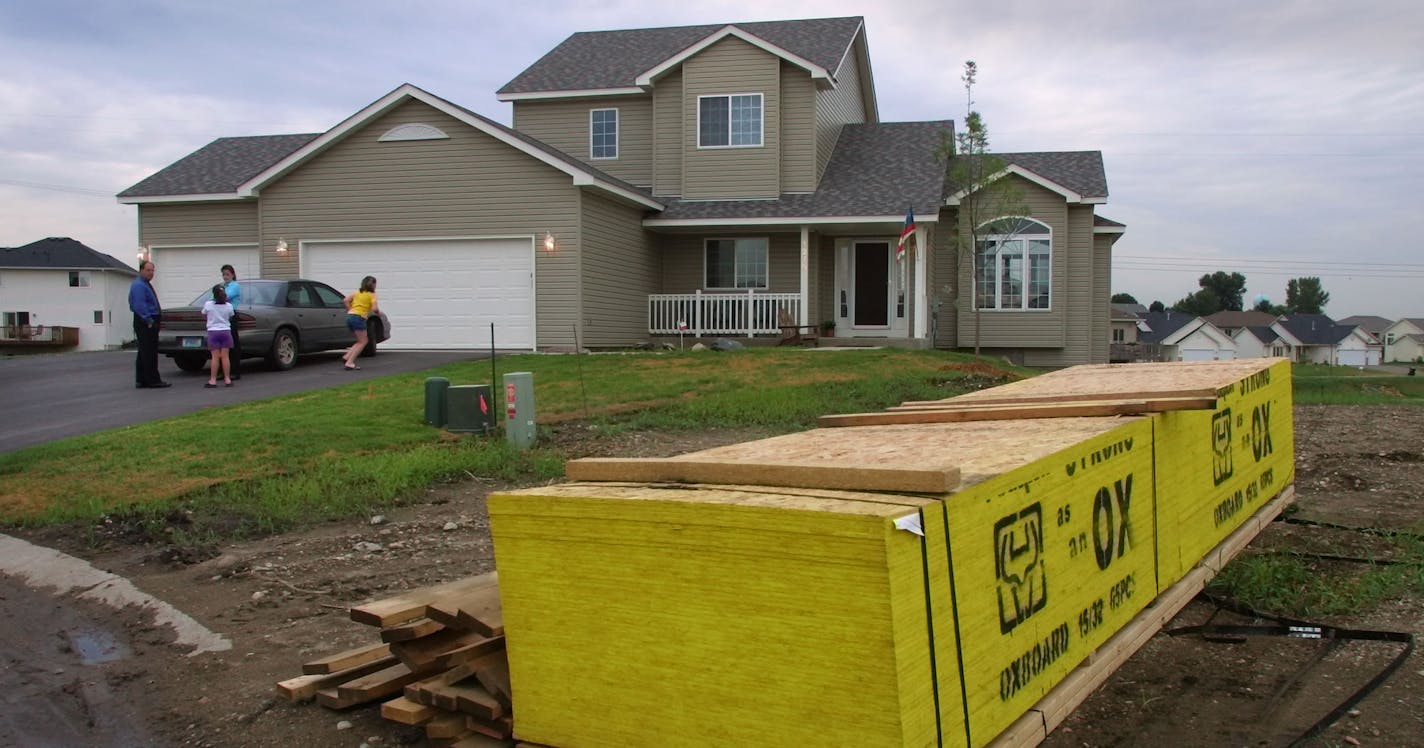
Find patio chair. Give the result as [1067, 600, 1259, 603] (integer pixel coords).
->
[777, 308, 819, 347]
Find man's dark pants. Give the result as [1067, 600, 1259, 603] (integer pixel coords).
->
[133, 314, 162, 386]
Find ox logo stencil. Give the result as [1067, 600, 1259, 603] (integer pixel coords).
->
[1212, 409, 1234, 486]
[995, 503, 1047, 634]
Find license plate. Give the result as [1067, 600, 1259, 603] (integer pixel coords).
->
[181, 337, 204, 349]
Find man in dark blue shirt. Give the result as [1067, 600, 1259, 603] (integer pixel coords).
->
[128, 261, 170, 388]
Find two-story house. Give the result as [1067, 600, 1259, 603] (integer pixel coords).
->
[118, 17, 1122, 364]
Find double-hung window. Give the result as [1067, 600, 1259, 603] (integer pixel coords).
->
[705, 238, 768, 289]
[590, 108, 618, 159]
[974, 218, 1052, 310]
[698, 94, 762, 148]
[68, 271, 91, 288]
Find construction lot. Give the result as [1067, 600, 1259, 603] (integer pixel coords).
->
[4, 404, 1421, 747]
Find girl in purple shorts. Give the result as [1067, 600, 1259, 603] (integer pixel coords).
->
[202, 284, 235, 388]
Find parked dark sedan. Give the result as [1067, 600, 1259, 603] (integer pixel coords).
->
[158, 279, 391, 372]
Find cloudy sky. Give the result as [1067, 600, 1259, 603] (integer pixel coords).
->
[3, 0, 1421, 319]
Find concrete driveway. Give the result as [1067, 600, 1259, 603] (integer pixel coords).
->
[0, 348, 483, 453]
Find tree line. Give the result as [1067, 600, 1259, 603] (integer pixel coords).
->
[1114, 273, 1330, 316]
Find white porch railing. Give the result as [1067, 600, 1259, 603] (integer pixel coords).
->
[648, 291, 803, 337]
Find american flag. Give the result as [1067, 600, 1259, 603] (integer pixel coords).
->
[897, 207, 916, 262]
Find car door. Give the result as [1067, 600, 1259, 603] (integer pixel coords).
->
[310, 282, 355, 348]
[282, 282, 332, 350]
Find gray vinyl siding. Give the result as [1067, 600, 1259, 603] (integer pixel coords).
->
[931, 208, 959, 348]
[659, 233, 803, 293]
[816, 236, 836, 329]
[652, 68, 683, 196]
[681, 37, 780, 200]
[1091, 231, 1116, 363]
[513, 95, 653, 188]
[138, 201, 259, 246]
[955, 176, 1070, 352]
[579, 191, 657, 346]
[255, 99, 583, 349]
[779, 62, 816, 194]
[814, 44, 868, 182]
[1040, 204, 1099, 367]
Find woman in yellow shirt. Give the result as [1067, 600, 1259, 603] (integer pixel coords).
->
[341, 275, 379, 370]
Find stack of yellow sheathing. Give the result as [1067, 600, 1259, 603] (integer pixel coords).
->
[493, 416, 1160, 746]
[487, 359, 1294, 747]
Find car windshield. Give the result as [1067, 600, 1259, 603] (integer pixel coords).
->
[187, 281, 285, 306]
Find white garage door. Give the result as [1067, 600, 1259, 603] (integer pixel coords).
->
[303, 238, 534, 349]
[1337, 349, 1367, 367]
[1179, 347, 1220, 362]
[152, 246, 260, 307]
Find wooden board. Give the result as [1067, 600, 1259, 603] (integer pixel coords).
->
[350, 573, 499, 628]
[320, 662, 425, 708]
[474, 654, 512, 708]
[276, 655, 398, 701]
[566, 458, 959, 494]
[380, 695, 436, 725]
[301, 642, 391, 675]
[381, 617, 447, 642]
[390, 629, 501, 671]
[450, 734, 513, 748]
[426, 584, 505, 637]
[818, 397, 1216, 428]
[425, 713, 469, 739]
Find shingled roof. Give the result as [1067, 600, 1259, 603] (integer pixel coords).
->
[498, 17, 865, 95]
[1, 238, 137, 273]
[946, 151, 1108, 201]
[1275, 314, 1353, 345]
[118, 134, 320, 198]
[651, 120, 951, 221]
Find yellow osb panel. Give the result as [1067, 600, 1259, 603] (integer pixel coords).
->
[942, 419, 1155, 745]
[1153, 359, 1295, 587]
[490, 488, 950, 747]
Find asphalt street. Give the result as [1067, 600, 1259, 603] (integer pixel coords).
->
[0, 348, 482, 453]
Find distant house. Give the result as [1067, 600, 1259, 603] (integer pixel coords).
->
[1203, 310, 1276, 337]
[1272, 314, 1380, 367]
[1336, 315, 1393, 341]
[1233, 326, 1288, 359]
[0, 238, 139, 351]
[1108, 303, 1146, 362]
[117, 16, 1124, 363]
[1380, 318, 1424, 363]
[1127, 311, 1234, 362]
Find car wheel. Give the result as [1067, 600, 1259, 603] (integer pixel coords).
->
[361, 320, 381, 358]
[174, 353, 208, 373]
[267, 328, 298, 370]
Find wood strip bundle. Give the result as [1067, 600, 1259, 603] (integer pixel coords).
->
[276, 572, 516, 747]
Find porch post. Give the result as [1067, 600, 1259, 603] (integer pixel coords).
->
[913, 225, 928, 339]
[799, 226, 810, 326]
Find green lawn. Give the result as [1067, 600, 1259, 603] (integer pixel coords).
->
[1290, 364, 1424, 404]
[0, 348, 1023, 538]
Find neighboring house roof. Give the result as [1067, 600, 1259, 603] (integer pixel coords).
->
[1336, 315, 1393, 334]
[648, 120, 951, 224]
[1138, 311, 1197, 344]
[1111, 302, 1147, 316]
[1273, 314, 1352, 346]
[944, 151, 1108, 205]
[1, 238, 138, 274]
[1389, 318, 1424, 332]
[1094, 214, 1126, 233]
[1163, 320, 1234, 348]
[1236, 325, 1281, 345]
[1110, 305, 1140, 322]
[497, 17, 866, 97]
[118, 134, 320, 198]
[118, 84, 662, 210]
[1205, 310, 1277, 329]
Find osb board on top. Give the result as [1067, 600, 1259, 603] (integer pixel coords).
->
[497, 481, 941, 518]
[906, 358, 1282, 407]
[563, 416, 1142, 493]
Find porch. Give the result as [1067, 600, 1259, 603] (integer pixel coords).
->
[0, 325, 79, 349]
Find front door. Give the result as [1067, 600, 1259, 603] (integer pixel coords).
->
[835, 240, 909, 337]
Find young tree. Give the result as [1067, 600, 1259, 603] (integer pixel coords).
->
[1111, 292, 1139, 304]
[939, 61, 1028, 355]
[1285, 277, 1330, 314]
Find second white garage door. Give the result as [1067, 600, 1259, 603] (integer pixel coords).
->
[303, 238, 535, 349]
[152, 245, 260, 308]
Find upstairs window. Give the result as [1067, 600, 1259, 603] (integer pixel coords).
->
[69, 271, 91, 288]
[698, 94, 762, 148]
[705, 238, 768, 289]
[974, 217, 1052, 310]
[590, 109, 618, 159]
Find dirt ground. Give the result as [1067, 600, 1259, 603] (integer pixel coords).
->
[5, 409, 1423, 748]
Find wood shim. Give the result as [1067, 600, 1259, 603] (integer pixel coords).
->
[819, 396, 1217, 428]
[380, 695, 436, 725]
[276, 655, 398, 701]
[350, 572, 499, 628]
[906, 359, 1280, 408]
[987, 484, 1296, 748]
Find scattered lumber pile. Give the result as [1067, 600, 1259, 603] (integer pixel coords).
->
[276, 573, 532, 748]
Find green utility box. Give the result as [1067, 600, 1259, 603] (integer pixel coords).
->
[424, 377, 450, 427]
[447, 384, 494, 434]
[504, 371, 536, 449]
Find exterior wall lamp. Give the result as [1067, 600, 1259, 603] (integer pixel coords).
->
[543, 232, 556, 253]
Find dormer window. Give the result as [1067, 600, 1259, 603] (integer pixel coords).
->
[698, 94, 762, 148]
[590, 109, 618, 159]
